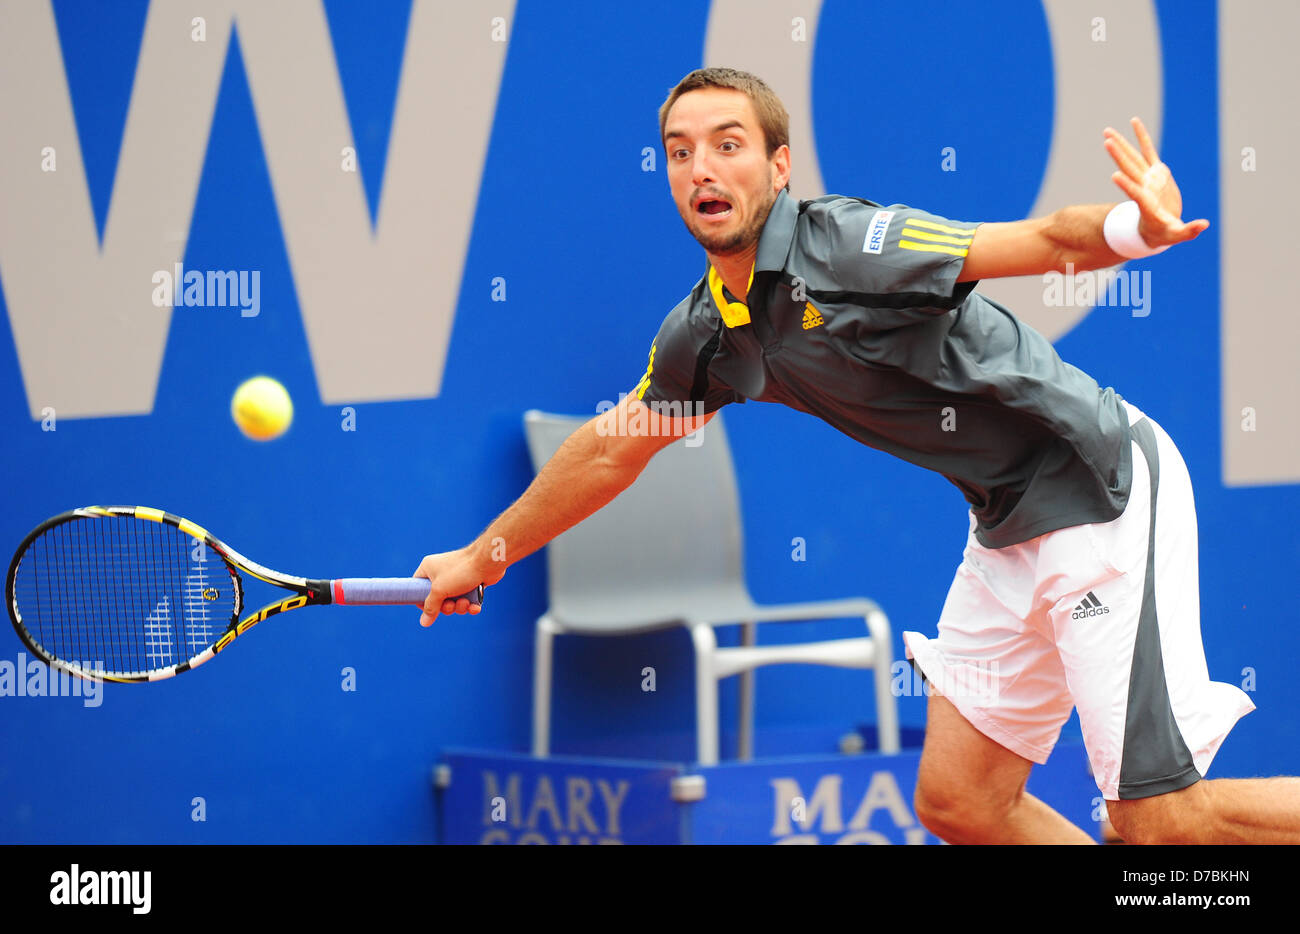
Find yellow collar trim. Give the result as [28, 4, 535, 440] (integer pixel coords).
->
[708, 264, 755, 328]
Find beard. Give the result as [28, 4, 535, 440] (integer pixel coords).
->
[682, 187, 777, 256]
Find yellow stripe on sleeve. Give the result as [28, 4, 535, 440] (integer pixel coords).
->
[635, 344, 656, 400]
[898, 240, 970, 257]
[900, 227, 975, 246]
[904, 217, 979, 237]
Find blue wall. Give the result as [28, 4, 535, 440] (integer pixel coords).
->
[3, 0, 1294, 843]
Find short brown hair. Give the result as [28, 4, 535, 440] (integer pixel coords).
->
[659, 68, 791, 189]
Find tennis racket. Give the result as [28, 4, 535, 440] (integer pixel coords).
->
[5, 505, 482, 683]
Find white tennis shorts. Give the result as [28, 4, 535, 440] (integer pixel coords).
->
[903, 401, 1255, 800]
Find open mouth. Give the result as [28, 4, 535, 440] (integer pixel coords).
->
[696, 199, 733, 219]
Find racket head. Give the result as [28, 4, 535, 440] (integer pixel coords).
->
[6, 507, 245, 683]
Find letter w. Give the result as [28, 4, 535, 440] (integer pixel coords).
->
[0, 1, 512, 419]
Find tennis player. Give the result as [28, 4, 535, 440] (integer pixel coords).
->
[417, 68, 1299, 844]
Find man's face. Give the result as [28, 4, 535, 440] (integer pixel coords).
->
[663, 88, 789, 256]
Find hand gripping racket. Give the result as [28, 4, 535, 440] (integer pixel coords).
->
[5, 506, 482, 683]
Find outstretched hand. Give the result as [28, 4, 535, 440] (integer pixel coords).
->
[1103, 117, 1209, 249]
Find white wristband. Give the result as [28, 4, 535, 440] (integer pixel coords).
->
[1103, 200, 1169, 259]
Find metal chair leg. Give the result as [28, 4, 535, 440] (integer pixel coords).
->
[738, 621, 755, 760]
[690, 623, 720, 765]
[532, 616, 560, 757]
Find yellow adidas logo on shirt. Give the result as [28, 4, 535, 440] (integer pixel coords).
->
[801, 303, 824, 330]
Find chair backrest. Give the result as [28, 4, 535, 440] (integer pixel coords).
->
[522, 409, 751, 631]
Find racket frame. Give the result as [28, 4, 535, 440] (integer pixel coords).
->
[7, 505, 337, 683]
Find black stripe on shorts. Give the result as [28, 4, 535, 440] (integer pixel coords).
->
[1117, 417, 1201, 799]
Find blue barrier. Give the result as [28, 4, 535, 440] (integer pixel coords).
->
[436, 740, 1100, 844]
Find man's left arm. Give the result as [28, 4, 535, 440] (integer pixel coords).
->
[958, 117, 1210, 282]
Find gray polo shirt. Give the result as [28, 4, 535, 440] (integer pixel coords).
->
[634, 190, 1133, 549]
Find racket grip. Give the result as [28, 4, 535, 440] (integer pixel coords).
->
[332, 578, 483, 607]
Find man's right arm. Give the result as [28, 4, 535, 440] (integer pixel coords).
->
[414, 393, 713, 625]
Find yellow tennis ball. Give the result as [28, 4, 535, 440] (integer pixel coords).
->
[231, 376, 293, 441]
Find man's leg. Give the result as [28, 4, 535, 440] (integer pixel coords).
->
[1106, 778, 1300, 844]
[905, 508, 1087, 844]
[914, 693, 1095, 844]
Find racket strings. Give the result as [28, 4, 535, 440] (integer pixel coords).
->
[12, 516, 239, 677]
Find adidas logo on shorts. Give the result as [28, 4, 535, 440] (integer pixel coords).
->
[1072, 591, 1110, 619]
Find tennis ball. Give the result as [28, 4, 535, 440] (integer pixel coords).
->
[231, 376, 293, 441]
